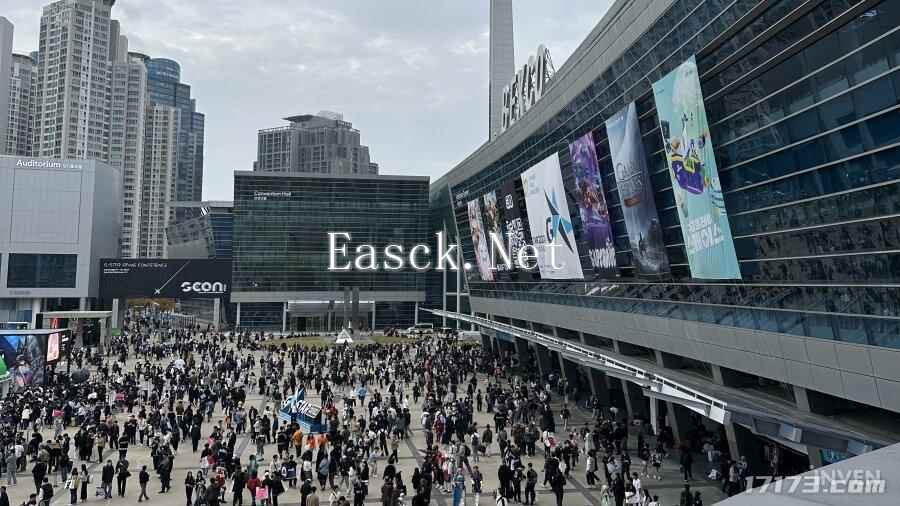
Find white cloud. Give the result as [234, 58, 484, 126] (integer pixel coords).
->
[5, 0, 614, 199]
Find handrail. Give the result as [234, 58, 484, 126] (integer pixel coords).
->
[426, 308, 729, 424]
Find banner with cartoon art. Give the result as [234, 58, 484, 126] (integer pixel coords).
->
[568, 131, 617, 279]
[651, 56, 741, 279]
[467, 198, 494, 281]
[520, 153, 585, 280]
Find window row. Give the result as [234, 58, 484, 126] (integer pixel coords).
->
[470, 289, 900, 349]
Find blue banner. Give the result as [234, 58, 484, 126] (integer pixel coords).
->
[651, 56, 741, 279]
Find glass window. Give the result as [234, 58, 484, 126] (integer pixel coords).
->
[7, 254, 77, 288]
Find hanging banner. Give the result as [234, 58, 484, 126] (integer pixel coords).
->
[568, 132, 617, 278]
[606, 102, 670, 276]
[520, 153, 585, 280]
[482, 190, 508, 273]
[467, 198, 495, 281]
[651, 56, 741, 279]
[498, 179, 528, 275]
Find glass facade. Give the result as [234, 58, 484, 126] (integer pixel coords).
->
[450, 0, 900, 347]
[233, 173, 429, 328]
[7, 254, 77, 288]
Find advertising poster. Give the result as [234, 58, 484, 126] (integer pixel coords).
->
[568, 132, 617, 278]
[0, 334, 48, 389]
[651, 56, 741, 279]
[99, 258, 232, 299]
[520, 153, 585, 280]
[498, 179, 528, 274]
[46, 332, 61, 363]
[467, 199, 495, 281]
[606, 102, 670, 276]
[482, 190, 507, 270]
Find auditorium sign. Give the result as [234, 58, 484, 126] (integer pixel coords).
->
[500, 45, 555, 134]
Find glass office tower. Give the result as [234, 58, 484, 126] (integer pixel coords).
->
[232, 172, 429, 330]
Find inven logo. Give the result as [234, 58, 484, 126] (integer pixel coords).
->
[180, 281, 227, 294]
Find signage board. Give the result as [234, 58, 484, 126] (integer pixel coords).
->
[99, 259, 232, 299]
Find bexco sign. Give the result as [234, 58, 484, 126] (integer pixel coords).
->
[500, 45, 554, 134]
[99, 258, 232, 299]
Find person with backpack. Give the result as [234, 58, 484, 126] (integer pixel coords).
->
[549, 471, 566, 506]
[523, 463, 537, 506]
[38, 478, 53, 506]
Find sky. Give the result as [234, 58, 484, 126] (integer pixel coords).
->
[6, 0, 613, 200]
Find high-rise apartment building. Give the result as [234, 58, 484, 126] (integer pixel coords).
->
[109, 50, 147, 258]
[140, 103, 179, 258]
[33, 0, 115, 161]
[0, 17, 14, 152]
[255, 112, 378, 175]
[145, 58, 205, 221]
[5, 54, 36, 156]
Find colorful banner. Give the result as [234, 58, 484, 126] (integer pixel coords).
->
[482, 190, 508, 272]
[0, 333, 48, 389]
[520, 153, 585, 280]
[652, 56, 741, 279]
[498, 179, 528, 274]
[606, 102, 670, 276]
[467, 198, 494, 281]
[569, 132, 617, 278]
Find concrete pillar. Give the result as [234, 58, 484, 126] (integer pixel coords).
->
[793, 386, 823, 468]
[30, 298, 42, 329]
[371, 302, 376, 331]
[414, 301, 419, 325]
[213, 298, 221, 331]
[587, 369, 611, 405]
[649, 396, 659, 436]
[666, 401, 692, 446]
[343, 287, 350, 328]
[535, 345, 554, 380]
[352, 287, 360, 329]
[624, 381, 649, 420]
[235, 302, 241, 328]
[111, 298, 121, 330]
[514, 336, 530, 369]
[282, 302, 288, 334]
[78, 297, 87, 311]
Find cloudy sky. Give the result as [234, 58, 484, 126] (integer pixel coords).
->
[7, 0, 613, 200]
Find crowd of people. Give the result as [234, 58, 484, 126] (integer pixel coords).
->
[0, 313, 752, 506]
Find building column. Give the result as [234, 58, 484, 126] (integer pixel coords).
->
[235, 303, 241, 328]
[78, 297, 87, 311]
[30, 298, 42, 329]
[282, 302, 288, 334]
[371, 302, 376, 331]
[793, 386, 824, 468]
[212, 298, 221, 331]
[649, 396, 659, 436]
[514, 336, 530, 369]
[414, 302, 419, 325]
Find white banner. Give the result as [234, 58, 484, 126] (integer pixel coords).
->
[520, 153, 585, 280]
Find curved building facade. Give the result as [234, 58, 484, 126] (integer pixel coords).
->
[439, 0, 900, 472]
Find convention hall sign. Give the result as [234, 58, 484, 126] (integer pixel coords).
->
[500, 45, 554, 134]
[99, 258, 232, 299]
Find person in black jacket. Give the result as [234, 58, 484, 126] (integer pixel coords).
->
[38, 478, 53, 506]
[101, 460, 115, 498]
[612, 474, 626, 506]
[116, 457, 130, 496]
[549, 472, 566, 506]
[138, 466, 150, 502]
[31, 461, 47, 494]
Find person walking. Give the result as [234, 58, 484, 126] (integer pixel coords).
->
[116, 457, 130, 497]
[38, 478, 53, 506]
[31, 459, 47, 494]
[185, 471, 196, 506]
[5, 450, 16, 485]
[79, 464, 90, 503]
[101, 459, 114, 499]
[549, 471, 566, 506]
[65, 469, 79, 506]
[138, 466, 150, 502]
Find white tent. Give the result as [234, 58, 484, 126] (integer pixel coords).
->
[335, 328, 354, 344]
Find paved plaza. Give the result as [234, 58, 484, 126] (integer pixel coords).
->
[4, 340, 727, 506]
